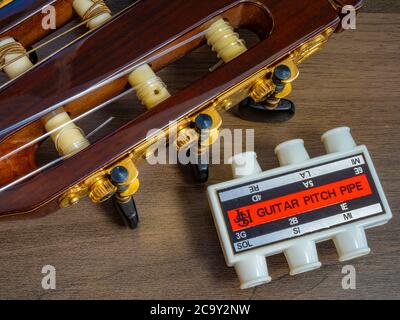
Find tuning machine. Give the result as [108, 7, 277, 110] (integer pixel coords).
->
[175, 109, 222, 184]
[238, 60, 299, 123]
[59, 156, 140, 229]
[172, 18, 245, 183]
[110, 165, 140, 229]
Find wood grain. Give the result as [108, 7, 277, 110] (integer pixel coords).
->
[0, 0, 398, 299]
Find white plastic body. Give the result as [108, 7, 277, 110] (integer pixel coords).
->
[207, 127, 392, 289]
[0, 37, 33, 79]
[73, 0, 112, 29]
[275, 139, 310, 166]
[230, 151, 262, 179]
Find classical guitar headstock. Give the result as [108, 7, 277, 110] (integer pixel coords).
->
[0, 0, 364, 228]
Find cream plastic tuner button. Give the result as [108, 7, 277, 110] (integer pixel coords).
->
[73, 0, 112, 29]
[44, 111, 90, 157]
[206, 19, 247, 63]
[229, 152, 262, 178]
[0, 37, 33, 79]
[275, 139, 310, 166]
[284, 240, 321, 275]
[128, 64, 171, 109]
[322, 127, 357, 154]
[234, 255, 271, 290]
[333, 226, 370, 261]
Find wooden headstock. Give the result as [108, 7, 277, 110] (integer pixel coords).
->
[1, 0, 74, 47]
[0, 0, 364, 227]
[0, 0, 115, 79]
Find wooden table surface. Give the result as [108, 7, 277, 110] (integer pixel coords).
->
[0, 0, 399, 300]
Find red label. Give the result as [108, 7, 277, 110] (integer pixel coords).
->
[227, 174, 372, 231]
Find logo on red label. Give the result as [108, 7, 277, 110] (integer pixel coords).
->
[228, 174, 372, 231]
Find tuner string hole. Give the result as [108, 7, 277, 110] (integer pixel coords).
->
[128, 64, 171, 109]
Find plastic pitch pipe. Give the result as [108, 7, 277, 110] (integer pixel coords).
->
[207, 127, 392, 289]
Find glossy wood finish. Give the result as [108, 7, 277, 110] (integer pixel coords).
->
[0, 1, 397, 299]
[0, 0, 343, 218]
[0, 0, 75, 47]
[0, 0, 54, 33]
